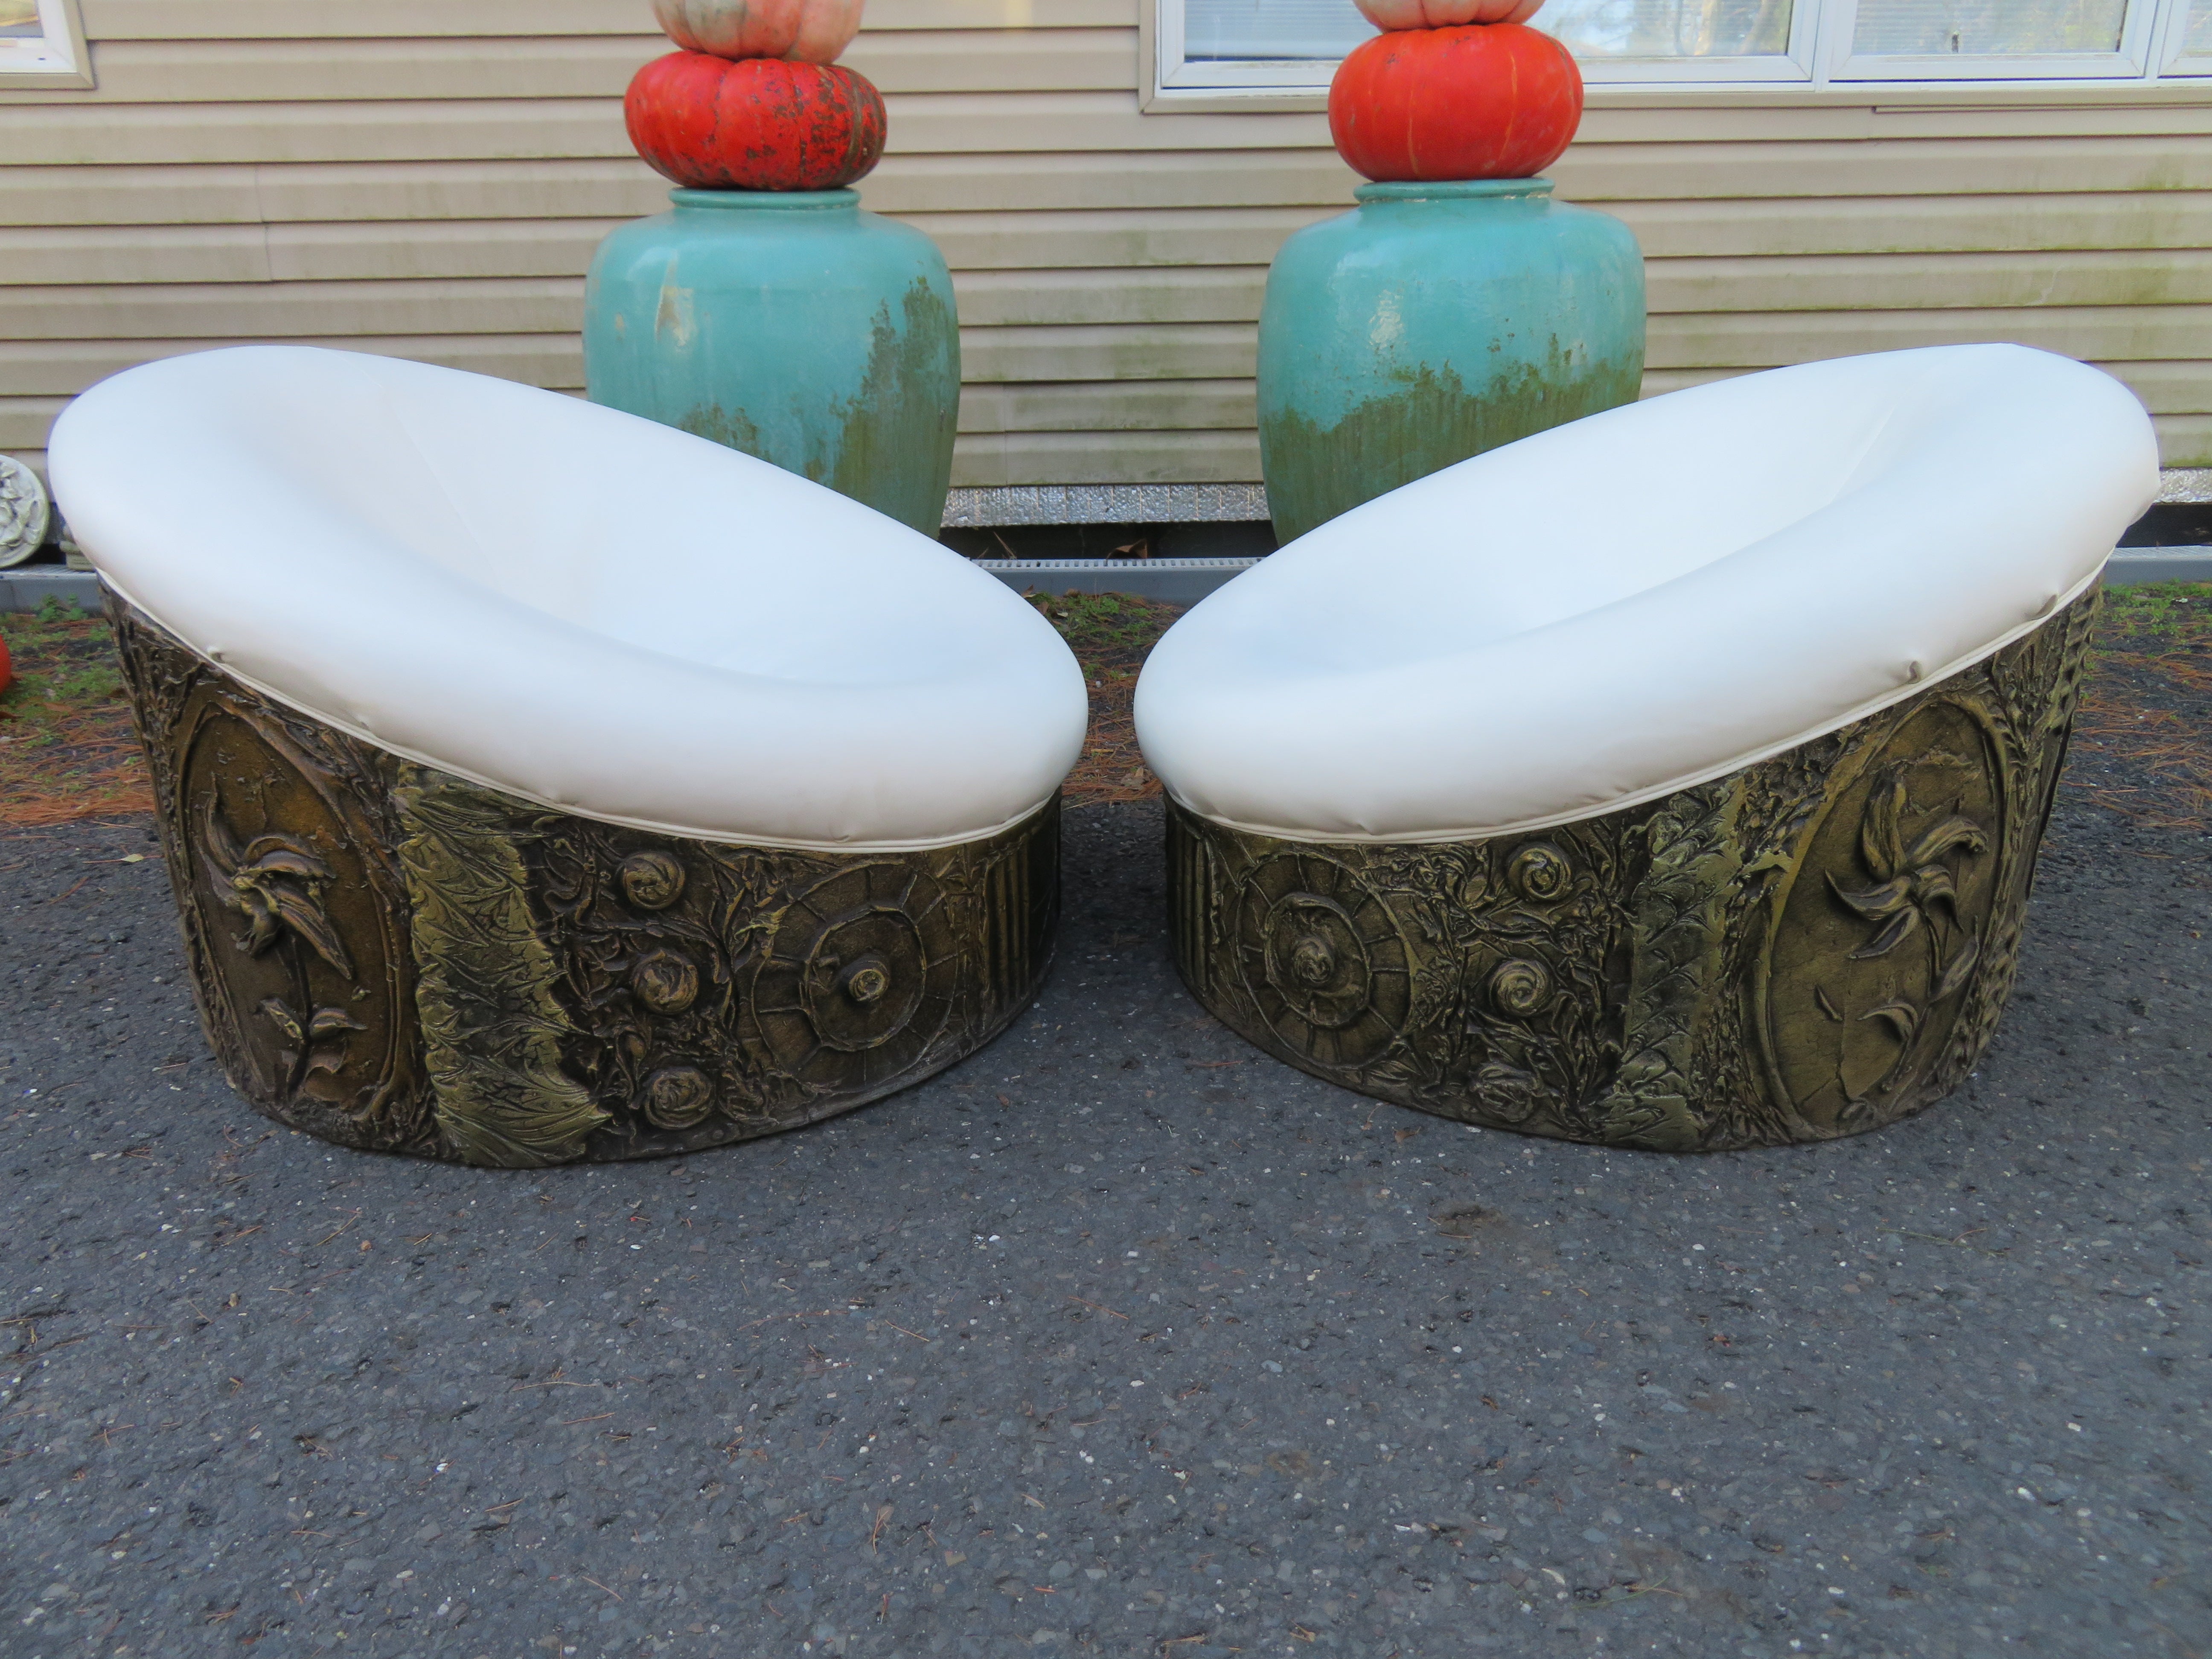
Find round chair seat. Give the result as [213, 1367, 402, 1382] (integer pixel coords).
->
[1138, 346, 2156, 1150]
[54, 346, 1085, 851]
[1137, 344, 2154, 843]
[51, 347, 1084, 1166]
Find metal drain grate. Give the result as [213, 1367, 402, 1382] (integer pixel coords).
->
[974, 556, 1259, 602]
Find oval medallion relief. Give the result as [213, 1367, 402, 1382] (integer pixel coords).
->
[1763, 699, 2008, 1134]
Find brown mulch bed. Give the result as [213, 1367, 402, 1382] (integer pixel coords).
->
[5, 581, 2205, 830]
[0, 600, 154, 827]
[1024, 589, 1181, 806]
[2067, 582, 2212, 832]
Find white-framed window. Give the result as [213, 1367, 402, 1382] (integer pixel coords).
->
[1154, 0, 2212, 95]
[0, 0, 92, 90]
[2152, 0, 2212, 69]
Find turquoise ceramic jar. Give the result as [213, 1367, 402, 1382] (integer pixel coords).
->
[584, 188, 959, 535]
[1257, 178, 1645, 544]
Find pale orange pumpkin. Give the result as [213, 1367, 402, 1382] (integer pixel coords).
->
[1355, 0, 1544, 27]
[651, 0, 864, 63]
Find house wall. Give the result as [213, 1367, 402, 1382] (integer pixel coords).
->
[4, 0, 2212, 512]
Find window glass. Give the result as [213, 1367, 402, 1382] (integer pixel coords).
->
[1539, 0, 1795, 55]
[1851, 0, 2127, 53]
[2188, 0, 2212, 47]
[1162, 0, 2183, 83]
[0, 0, 41, 36]
[1184, 0, 1374, 59]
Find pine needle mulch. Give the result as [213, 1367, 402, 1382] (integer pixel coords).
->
[1027, 590, 1183, 807]
[2068, 582, 2212, 832]
[0, 601, 153, 828]
[3, 582, 2204, 829]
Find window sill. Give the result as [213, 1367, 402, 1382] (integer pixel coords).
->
[0, 67, 94, 90]
[1142, 78, 2212, 113]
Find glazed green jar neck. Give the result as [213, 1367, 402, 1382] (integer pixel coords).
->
[1353, 178, 1554, 207]
[668, 187, 862, 217]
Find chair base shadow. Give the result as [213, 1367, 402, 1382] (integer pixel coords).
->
[113, 601, 1059, 1167]
[1167, 594, 2099, 1151]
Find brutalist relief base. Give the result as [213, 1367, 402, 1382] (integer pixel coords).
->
[1168, 596, 2098, 1150]
[112, 601, 1059, 1167]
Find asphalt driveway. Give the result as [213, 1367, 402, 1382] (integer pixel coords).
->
[0, 789, 2206, 1659]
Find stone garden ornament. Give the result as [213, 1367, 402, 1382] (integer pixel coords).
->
[1257, 0, 1645, 544]
[50, 346, 1086, 1167]
[0, 452, 51, 568]
[585, 0, 960, 534]
[1138, 344, 2157, 1150]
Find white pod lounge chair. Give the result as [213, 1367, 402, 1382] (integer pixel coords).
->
[1136, 345, 2157, 1150]
[51, 346, 1087, 1167]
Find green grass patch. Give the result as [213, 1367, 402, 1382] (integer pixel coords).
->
[1027, 589, 1182, 661]
[5, 597, 126, 704]
[2096, 580, 2212, 648]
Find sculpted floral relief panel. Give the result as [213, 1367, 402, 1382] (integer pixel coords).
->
[117, 611, 433, 1156]
[113, 603, 1059, 1167]
[1761, 700, 2009, 1135]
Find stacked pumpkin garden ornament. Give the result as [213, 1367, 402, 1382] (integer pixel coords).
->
[626, 0, 883, 191]
[583, 0, 961, 534]
[1256, 0, 1647, 543]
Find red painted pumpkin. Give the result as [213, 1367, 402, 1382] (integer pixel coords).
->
[1328, 24, 1583, 183]
[626, 51, 887, 192]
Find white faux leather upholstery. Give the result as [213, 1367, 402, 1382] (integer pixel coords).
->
[1136, 345, 2157, 843]
[51, 346, 1087, 850]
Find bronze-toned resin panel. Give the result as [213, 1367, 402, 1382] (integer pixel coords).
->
[1170, 595, 2097, 1150]
[113, 602, 1059, 1166]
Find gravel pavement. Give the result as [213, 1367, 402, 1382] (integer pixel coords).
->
[0, 793, 2206, 1659]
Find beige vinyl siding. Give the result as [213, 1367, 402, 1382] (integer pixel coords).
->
[3, 0, 2212, 496]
